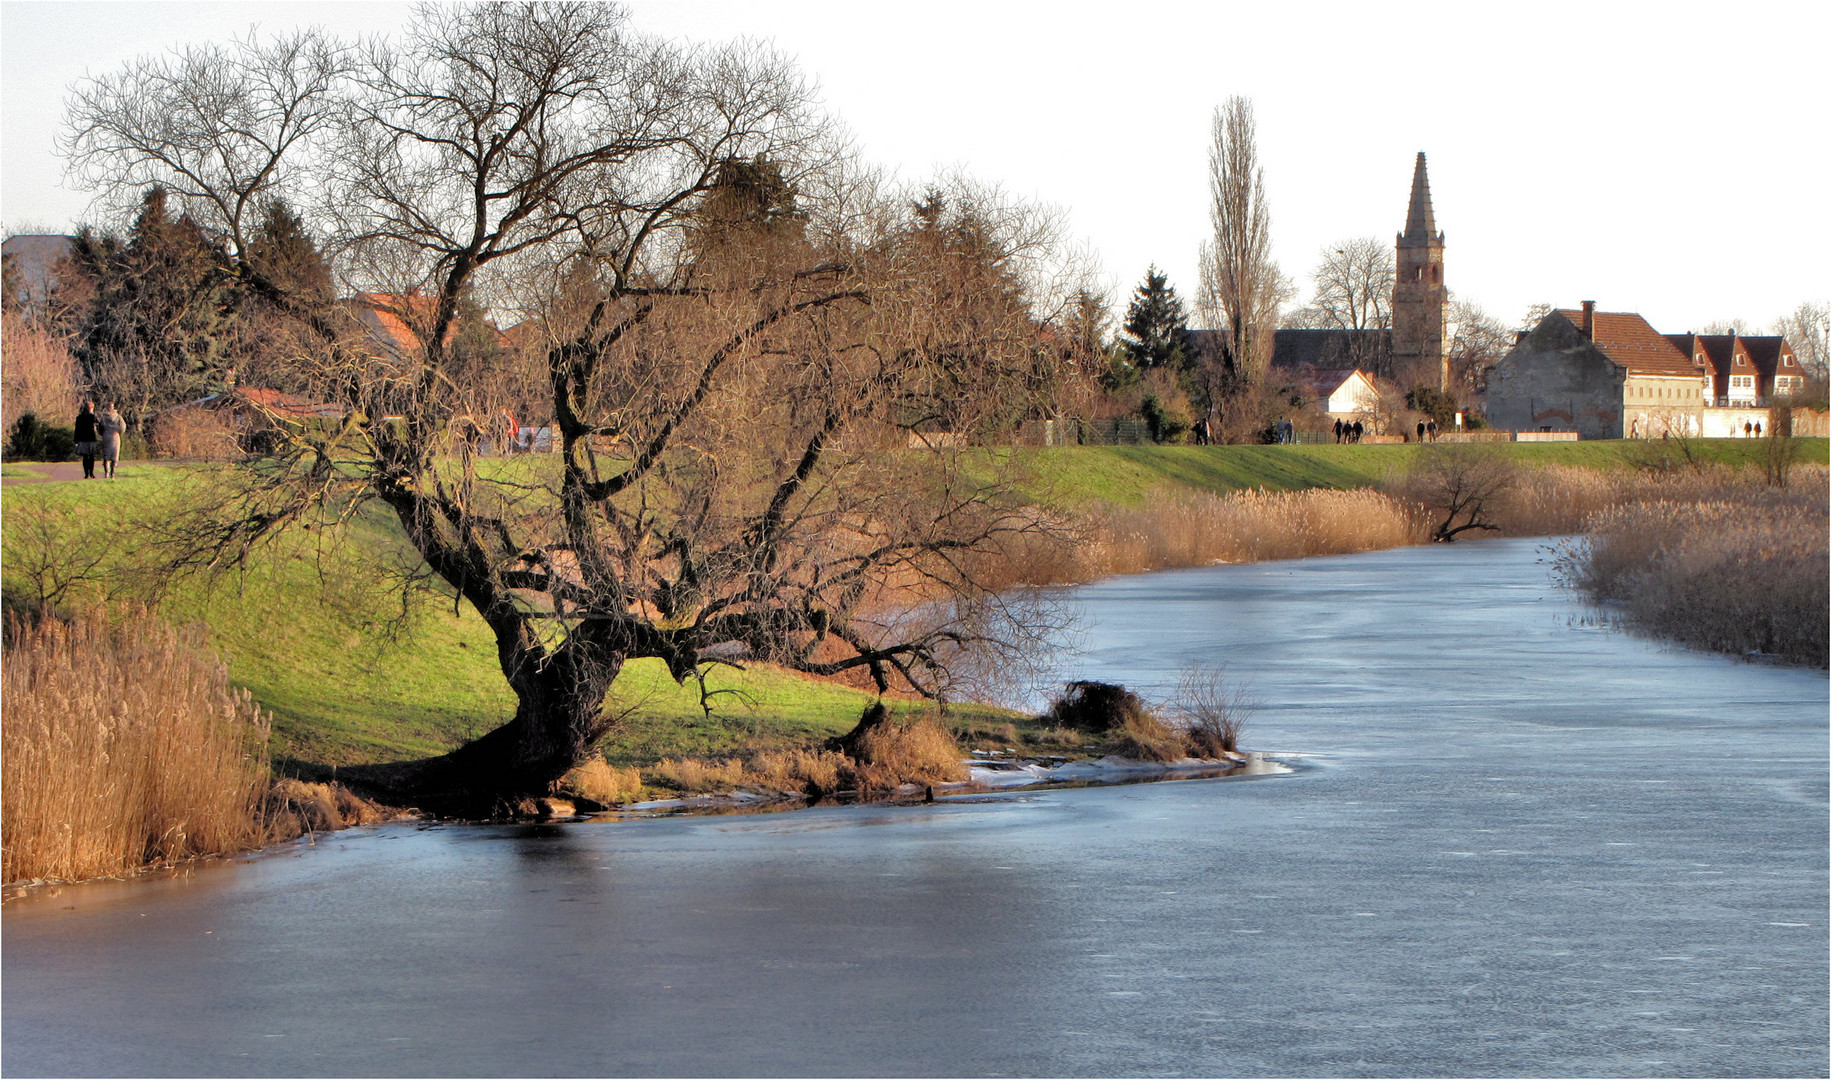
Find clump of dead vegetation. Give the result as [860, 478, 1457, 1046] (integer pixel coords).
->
[1043, 670, 1253, 762]
[1557, 470, 1829, 667]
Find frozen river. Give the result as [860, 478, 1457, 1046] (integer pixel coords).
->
[4, 538, 1826, 1077]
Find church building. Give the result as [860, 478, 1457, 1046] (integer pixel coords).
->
[1268, 152, 1448, 393]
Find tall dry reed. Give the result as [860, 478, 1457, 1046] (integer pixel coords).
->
[1558, 482, 1829, 667]
[2, 606, 273, 883]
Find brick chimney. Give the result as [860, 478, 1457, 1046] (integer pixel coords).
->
[1580, 300, 1596, 340]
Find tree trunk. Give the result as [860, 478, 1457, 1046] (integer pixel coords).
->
[337, 640, 624, 818]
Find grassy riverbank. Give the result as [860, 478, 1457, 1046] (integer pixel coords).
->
[4, 440, 1824, 772]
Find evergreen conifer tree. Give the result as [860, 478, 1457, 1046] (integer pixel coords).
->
[72, 187, 238, 429]
[1119, 266, 1191, 371]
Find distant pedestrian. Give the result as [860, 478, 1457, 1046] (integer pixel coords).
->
[1754, 421, 1763, 438]
[1351, 420, 1364, 443]
[1333, 418, 1344, 443]
[1744, 420, 1752, 437]
[98, 402, 125, 479]
[1427, 418, 1438, 442]
[1416, 420, 1426, 443]
[73, 401, 98, 479]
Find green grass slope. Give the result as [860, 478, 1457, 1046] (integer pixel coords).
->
[1, 467, 897, 767]
[1012, 438, 1826, 506]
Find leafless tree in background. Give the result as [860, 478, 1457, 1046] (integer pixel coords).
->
[64, 2, 1070, 811]
[1444, 298, 1512, 402]
[0, 317, 80, 432]
[1197, 97, 1289, 390]
[1307, 238, 1393, 334]
[1772, 301, 1829, 379]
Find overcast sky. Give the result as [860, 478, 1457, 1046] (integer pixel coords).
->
[3, 0, 1825, 333]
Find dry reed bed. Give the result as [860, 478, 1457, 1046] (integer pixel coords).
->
[1558, 471, 1829, 667]
[990, 487, 1431, 587]
[2, 607, 273, 884]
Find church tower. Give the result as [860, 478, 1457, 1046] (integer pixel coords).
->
[1392, 152, 1447, 392]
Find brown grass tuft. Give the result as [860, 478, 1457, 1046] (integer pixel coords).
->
[852, 715, 968, 790]
[1, 606, 273, 884]
[1104, 710, 1188, 763]
[651, 756, 748, 793]
[558, 756, 645, 806]
[745, 747, 854, 797]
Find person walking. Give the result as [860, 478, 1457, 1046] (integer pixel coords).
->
[73, 400, 99, 479]
[1416, 419, 1426, 443]
[1333, 418, 1343, 443]
[1427, 418, 1438, 442]
[98, 402, 126, 479]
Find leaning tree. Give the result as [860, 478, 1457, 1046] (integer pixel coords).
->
[66, 2, 1070, 812]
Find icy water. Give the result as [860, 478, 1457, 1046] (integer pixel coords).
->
[5, 538, 1826, 1078]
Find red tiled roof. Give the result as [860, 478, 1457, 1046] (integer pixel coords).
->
[1556, 309, 1697, 377]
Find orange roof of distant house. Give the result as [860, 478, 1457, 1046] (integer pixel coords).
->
[350, 293, 512, 356]
[349, 292, 436, 356]
[1555, 309, 1698, 377]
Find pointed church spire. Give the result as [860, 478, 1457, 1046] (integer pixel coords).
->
[1398, 152, 1440, 247]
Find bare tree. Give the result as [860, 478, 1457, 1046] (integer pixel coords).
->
[63, 28, 351, 336]
[1772, 301, 1830, 379]
[1444, 298, 1512, 401]
[1308, 237, 1393, 334]
[67, 2, 1068, 813]
[1300, 236, 1392, 372]
[1518, 303, 1553, 333]
[1196, 97, 1289, 389]
[1397, 447, 1516, 542]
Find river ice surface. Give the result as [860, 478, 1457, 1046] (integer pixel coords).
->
[4, 538, 1826, 1077]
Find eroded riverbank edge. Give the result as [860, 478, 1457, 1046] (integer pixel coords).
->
[578, 750, 1306, 819]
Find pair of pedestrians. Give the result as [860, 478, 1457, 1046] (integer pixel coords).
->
[73, 401, 125, 479]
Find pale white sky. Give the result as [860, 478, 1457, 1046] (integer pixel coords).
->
[4, 0, 1826, 333]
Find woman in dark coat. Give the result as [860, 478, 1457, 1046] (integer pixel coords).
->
[73, 401, 99, 479]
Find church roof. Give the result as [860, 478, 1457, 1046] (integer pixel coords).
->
[1398, 152, 1441, 248]
[1269, 328, 1390, 370]
[1555, 309, 1697, 377]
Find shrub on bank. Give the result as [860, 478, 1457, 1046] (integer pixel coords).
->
[1, 606, 273, 883]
